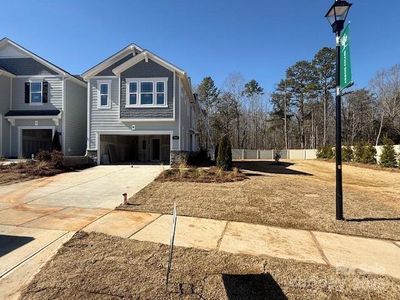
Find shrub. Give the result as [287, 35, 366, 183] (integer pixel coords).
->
[36, 150, 52, 161]
[216, 135, 232, 171]
[36, 150, 64, 169]
[52, 130, 62, 151]
[361, 142, 377, 164]
[178, 162, 187, 178]
[342, 145, 354, 162]
[274, 150, 281, 163]
[380, 137, 398, 168]
[317, 145, 334, 159]
[50, 150, 64, 169]
[187, 149, 210, 166]
[353, 142, 364, 163]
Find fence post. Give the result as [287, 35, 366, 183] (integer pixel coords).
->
[257, 150, 260, 160]
[242, 149, 245, 160]
[271, 149, 274, 160]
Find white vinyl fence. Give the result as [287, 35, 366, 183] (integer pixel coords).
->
[232, 149, 317, 160]
[232, 145, 400, 162]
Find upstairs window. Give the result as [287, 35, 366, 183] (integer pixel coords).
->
[98, 81, 111, 108]
[25, 81, 48, 104]
[30, 82, 42, 103]
[125, 78, 167, 107]
[127, 81, 138, 105]
[140, 82, 153, 105]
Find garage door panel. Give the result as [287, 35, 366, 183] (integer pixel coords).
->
[22, 129, 53, 158]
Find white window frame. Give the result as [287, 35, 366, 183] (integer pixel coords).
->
[125, 78, 168, 108]
[125, 79, 139, 107]
[30, 80, 43, 105]
[97, 80, 111, 109]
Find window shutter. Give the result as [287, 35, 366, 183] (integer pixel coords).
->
[42, 81, 49, 103]
[24, 82, 30, 103]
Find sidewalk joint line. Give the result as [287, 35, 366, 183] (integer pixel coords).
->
[128, 213, 164, 239]
[392, 241, 400, 249]
[309, 231, 331, 266]
[216, 221, 229, 251]
[0, 231, 71, 279]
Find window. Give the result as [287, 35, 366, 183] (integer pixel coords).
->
[98, 81, 111, 108]
[140, 82, 153, 105]
[125, 78, 167, 107]
[127, 81, 138, 105]
[156, 82, 165, 105]
[30, 82, 42, 104]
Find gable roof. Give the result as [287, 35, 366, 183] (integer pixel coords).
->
[81, 43, 144, 80]
[0, 65, 15, 77]
[0, 38, 85, 86]
[112, 50, 186, 76]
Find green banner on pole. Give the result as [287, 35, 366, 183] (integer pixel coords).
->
[340, 24, 352, 90]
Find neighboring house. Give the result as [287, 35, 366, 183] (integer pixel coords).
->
[82, 44, 200, 165]
[0, 38, 87, 158]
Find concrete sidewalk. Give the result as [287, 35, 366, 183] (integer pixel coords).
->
[86, 211, 400, 280]
[1, 209, 399, 299]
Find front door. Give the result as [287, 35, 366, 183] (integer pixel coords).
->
[151, 139, 161, 161]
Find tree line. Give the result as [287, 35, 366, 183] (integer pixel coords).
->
[196, 47, 400, 151]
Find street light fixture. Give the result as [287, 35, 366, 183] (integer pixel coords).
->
[325, 0, 352, 221]
[325, 1, 352, 33]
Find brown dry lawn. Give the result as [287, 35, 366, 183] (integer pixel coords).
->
[120, 160, 400, 240]
[21, 232, 400, 300]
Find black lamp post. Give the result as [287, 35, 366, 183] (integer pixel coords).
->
[325, 0, 352, 221]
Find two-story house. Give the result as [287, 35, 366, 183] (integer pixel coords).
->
[0, 38, 87, 158]
[82, 44, 200, 165]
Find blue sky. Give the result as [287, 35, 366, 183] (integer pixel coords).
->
[1, 0, 399, 92]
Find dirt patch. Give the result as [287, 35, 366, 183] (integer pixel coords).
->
[0, 161, 65, 185]
[0, 159, 92, 186]
[21, 232, 400, 300]
[120, 160, 400, 240]
[156, 167, 247, 183]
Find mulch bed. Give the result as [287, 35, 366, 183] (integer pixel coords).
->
[0, 160, 64, 185]
[156, 167, 248, 183]
[21, 232, 400, 300]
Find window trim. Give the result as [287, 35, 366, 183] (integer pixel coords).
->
[125, 78, 168, 108]
[29, 80, 43, 105]
[97, 80, 111, 109]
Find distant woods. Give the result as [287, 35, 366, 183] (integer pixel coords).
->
[195, 48, 400, 150]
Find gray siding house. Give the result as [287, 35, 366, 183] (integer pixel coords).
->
[82, 44, 200, 165]
[0, 38, 87, 158]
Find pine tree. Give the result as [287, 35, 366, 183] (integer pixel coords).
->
[342, 145, 354, 162]
[379, 137, 398, 168]
[353, 142, 364, 163]
[216, 135, 232, 171]
[52, 130, 62, 152]
[361, 142, 377, 164]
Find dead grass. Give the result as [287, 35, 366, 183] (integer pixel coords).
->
[0, 161, 65, 185]
[156, 167, 247, 183]
[21, 232, 400, 300]
[120, 160, 400, 240]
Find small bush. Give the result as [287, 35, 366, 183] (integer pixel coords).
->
[274, 150, 281, 163]
[353, 142, 364, 163]
[317, 145, 334, 159]
[36, 150, 64, 169]
[0, 156, 6, 161]
[342, 145, 354, 162]
[36, 150, 52, 162]
[216, 135, 232, 171]
[361, 142, 377, 164]
[50, 150, 64, 169]
[179, 162, 187, 178]
[187, 149, 210, 166]
[380, 137, 398, 168]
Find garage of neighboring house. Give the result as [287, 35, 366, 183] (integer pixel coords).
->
[20, 128, 54, 158]
[99, 134, 171, 164]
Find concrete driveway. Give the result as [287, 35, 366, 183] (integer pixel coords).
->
[0, 164, 165, 299]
